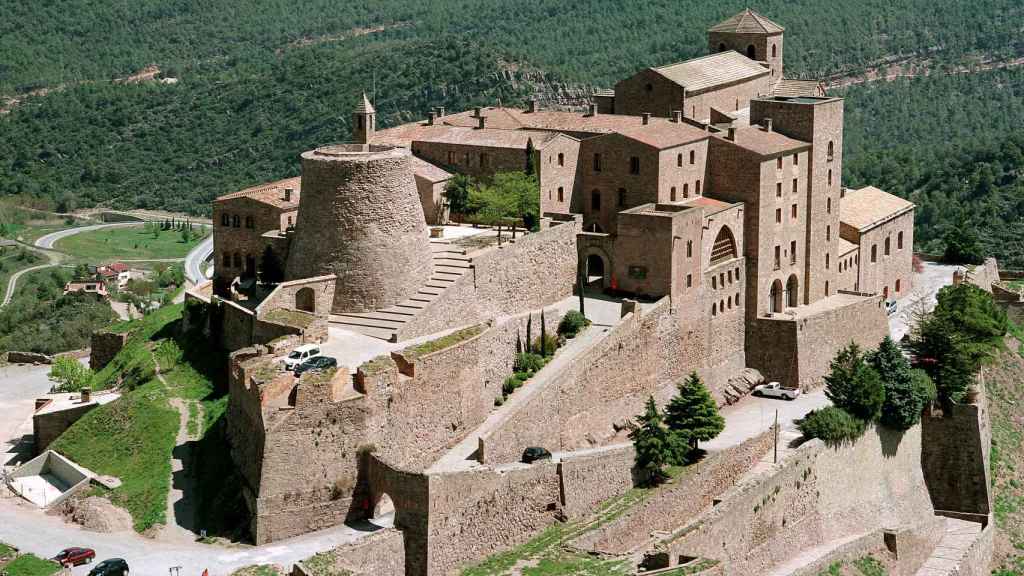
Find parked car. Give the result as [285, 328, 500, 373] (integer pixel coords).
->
[52, 548, 96, 567]
[294, 355, 338, 376]
[885, 300, 899, 316]
[87, 559, 129, 576]
[283, 344, 321, 370]
[522, 447, 552, 464]
[752, 382, 801, 400]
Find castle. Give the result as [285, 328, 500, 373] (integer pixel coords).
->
[188, 10, 982, 576]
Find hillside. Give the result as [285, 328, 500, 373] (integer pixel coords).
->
[1, 1, 1023, 254]
[987, 334, 1024, 574]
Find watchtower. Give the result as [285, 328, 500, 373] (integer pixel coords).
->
[708, 9, 784, 82]
[353, 93, 376, 144]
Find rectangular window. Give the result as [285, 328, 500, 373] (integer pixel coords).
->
[791, 204, 797, 219]
[776, 182, 782, 198]
[696, 180, 702, 194]
[792, 179, 798, 195]
[826, 225, 831, 241]
[591, 191, 601, 211]
[774, 245, 781, 270]
[686, 274, 692, 288]
[617, 189, 626, 207]
[593, 153, 602, 172]
[790, 240, 797, 264]
[629, 156, 640, 174]
[777, 157, 783, 170]
[557, 187, 564, 202]
[690, 150, 696, 165]
[827, 197, 832, 214]
[775, 208, 781, 223]
[794, 153, 799, 166]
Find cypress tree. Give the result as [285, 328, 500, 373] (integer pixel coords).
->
[629, 396, 673, 485]
[526, 314, 533, 353]
[540, 309, 548, 356]
[665, 372, 725, 452]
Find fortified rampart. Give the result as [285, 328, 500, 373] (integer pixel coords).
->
[284, 144, 432, 313]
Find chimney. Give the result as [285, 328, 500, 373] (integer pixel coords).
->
[672, 110, 683, 123]
[528, 99, 539, 113]
[474, 107, 482, 118]
[763, 117, 773, 132]
[437, 106, 445, 117]
[427, 111, 436, 125]
[81, 387, 91, 403]
[727, 127, 737, 141]
[477, 115, 486, 129]
[283, 188, 293, 202]
[642, 112, 651, 125]
[588, 102, 598, 116]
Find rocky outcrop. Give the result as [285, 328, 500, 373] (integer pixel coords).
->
[5, 351, 52, 365]
[721, 368, 765, 405]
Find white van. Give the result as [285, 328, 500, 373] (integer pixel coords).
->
[283, 344, 321, 370]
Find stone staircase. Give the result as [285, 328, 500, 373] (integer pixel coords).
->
[329, 241, 473, 341]
[913, 517, 984, 576]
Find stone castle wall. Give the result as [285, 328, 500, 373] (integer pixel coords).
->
[665, 424, 937, 574]
[285, 145, 432, 313]
[396, 218, 580, 340]
[89, 330, 128, 371]
[921, 392, 991, 518]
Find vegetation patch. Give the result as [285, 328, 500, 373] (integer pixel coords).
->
[264, 307, 314, 329]
[403, 323, 486, 360]
[1, 552, 61, 576]
[302, 552, 352, 576]
[54, 223, 207, 261]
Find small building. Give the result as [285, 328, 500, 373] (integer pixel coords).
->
[63, 280, 109, 298]
[96, 262, 131, 288]
[33, 388, 120, 455]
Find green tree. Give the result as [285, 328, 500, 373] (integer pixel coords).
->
[942, 228, 985, 265]
[629, 396, 673, 485]
[932, 284, 1008, 352]
[798, 406, 867, 446]
[910, 314, 980, 410]
[664, 372, 725, 452]
[867, 337, 935, 429]
[824, 343, 885, 422]
[443, 174, 473, 223]
[48, 355, 94, 392]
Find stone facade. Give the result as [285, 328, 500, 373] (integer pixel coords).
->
[284, 145, 432, 313]
[89, 330, 128, 371]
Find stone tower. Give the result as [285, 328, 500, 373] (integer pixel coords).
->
[284, 144, 432, 313]
[708, 9, 784, 82]
[353, 93, 376, 144]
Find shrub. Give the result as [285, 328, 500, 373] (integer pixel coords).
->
[824, 343, 885, 422]
[557, 310, 590, 338]
[502, 375, 525, 396]
[48, 355, 94, 392]
[532, 334, 558, 357]
[514, 352, 545, 373]
[798, 406, 867, 446]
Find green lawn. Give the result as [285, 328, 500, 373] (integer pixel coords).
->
[54, 225, 208, 261]
[0, 547, 61, 576]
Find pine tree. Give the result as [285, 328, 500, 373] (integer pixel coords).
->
[629, 396, 672, 485]
[868, 336, 934, 429]
[824, 343, 885, 422]
[665, 372, 725, 451]
[515, 330, 522, 355]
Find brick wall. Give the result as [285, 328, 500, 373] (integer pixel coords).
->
[614, 69, 687, 118]
[685, 74, 771, 121]
[411, 140, 530, 180]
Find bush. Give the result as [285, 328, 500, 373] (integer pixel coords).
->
[502, 375, 525, 396]
[48, 355, 94, 392]
[557, 310, 590, 339]
[824, 343, 885, 422]
[868, 337, 935, 429]
[514, 352, 545, 373]
[532, 334, 558, 357]
[798, 406, 867, 446]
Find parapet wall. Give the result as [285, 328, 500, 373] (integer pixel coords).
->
[396, 217, 581, 340]
[921, 387, 991, 518]
[664, 424, 936, 574]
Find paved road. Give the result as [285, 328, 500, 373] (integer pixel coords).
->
[0, 364, 54, 467]
[888, 262, 959, 342]
[34, 222, 143, 250]
[1, 262, 60, 306]
[184, 235, 214, 284]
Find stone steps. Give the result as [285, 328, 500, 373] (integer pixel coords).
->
[913, 517, 984, 576]
[329, 244, 473, 341]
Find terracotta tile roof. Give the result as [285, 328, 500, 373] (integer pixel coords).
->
[653, 51, 769, 94]
[415, 127, 557, 149]
[108, 262, 129, 273]
[215, 177, 301, 209]
[708, 9, 784, 34]
[772, 78, 826, 98]
[840, 186, 915, 231]
[611, 122, 710, 149]
[374, 122, 455, 146]
[721, 126, 810, 156]
[411, 156, 453, 183]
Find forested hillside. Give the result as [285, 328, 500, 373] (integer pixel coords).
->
[1, 0, 1023, 257]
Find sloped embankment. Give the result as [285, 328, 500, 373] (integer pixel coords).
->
[986, 335, 1024, 573]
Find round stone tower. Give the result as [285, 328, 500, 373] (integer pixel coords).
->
[284, 144, 432, 313]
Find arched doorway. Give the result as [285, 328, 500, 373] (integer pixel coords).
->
[296, 287, 315, 312]
[585, 253, 607, 291]
[369, 493, 395, 529]
[747, 45, 757, 59]
[786, 275, 799, 308]
[769, 279, 783, 314]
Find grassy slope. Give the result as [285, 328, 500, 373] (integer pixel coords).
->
[0, 553, 61, 576]
[987, 333, 1024, 575]
[49, 303, 239, 535]
[53, 225, 206, 261]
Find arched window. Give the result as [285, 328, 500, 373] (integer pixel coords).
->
[826, 225, 831, 241]
[786, 275, 799, 308]
[557, 187, 564, 202]
[770, 279, 783, 314]
[591, 190, 601, 211]
[558, 153, 564, 166]
[710, 226, 737, 265]
[686, 240, 693, 258]
[585, 253, 607, 287]
[683, 183, 689, 198]
[827, 197, 832, 214]
[232, 215, 240, 228]
[884, 237, 891, 256]
[825, 281, 830, 296]
[827, 141, 835, 161]
[677, 153, 683, 167]
[772, 44, 777, 58]
[896, 279, 902, 293]
[221, 213, 229, 226]
[826, 253, 830, 269]
[689, 150, 695, 164]
[712, 302, 717, 316]
[828, 169, 833, 186]
[871, 244, 878, 263]
[645, 83, 653, 92]
[617, 188, 626, 207]
[696, 180, 702, 194]
[747, 45, 756, 59]
[296, 287, 315, 312]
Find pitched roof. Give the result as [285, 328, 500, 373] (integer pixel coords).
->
[838, 238, 859, 256]
[215, 176, 301, 209]
[708, 9, 784, 34]
[610, 122, 709, 149]
[355, 93, 375, 114]
[653, 51, 769, 94]
[720, 125, 810, 156]
[772, 78, 826, 98]
[840, 186, 915, 231]
[410, 156, 453, 183]
[414, 127, 556, 149]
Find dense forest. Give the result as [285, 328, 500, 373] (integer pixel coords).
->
[1, 0, 1023, 257]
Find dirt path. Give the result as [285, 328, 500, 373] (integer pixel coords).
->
[151, 352, 200, 543]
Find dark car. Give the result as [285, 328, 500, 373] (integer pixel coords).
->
[522, 447, 552, 464]
[52, 548, 96, 567]
[294, 355, 338, 376]
[88, 558, 129, 576]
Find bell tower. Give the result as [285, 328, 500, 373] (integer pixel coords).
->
[708, 9, 785, 82]
[353, 93, 376, 144]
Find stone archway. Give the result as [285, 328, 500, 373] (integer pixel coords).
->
[296, 287, 315, 313]
[747, 45, 757, 59]
[770, 279, 783, 314]
[370, 492, 395, 528]
[582, 250, 611, 292]
[710, 226, 738, 266]
[786, 275, 799, 308]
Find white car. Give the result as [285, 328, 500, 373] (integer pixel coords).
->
[283, 344, 322, 370]
[885, 300, 898, 316]
[752, 381, 801, 400]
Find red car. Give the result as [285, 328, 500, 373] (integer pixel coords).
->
[53, 548, 96, 567]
